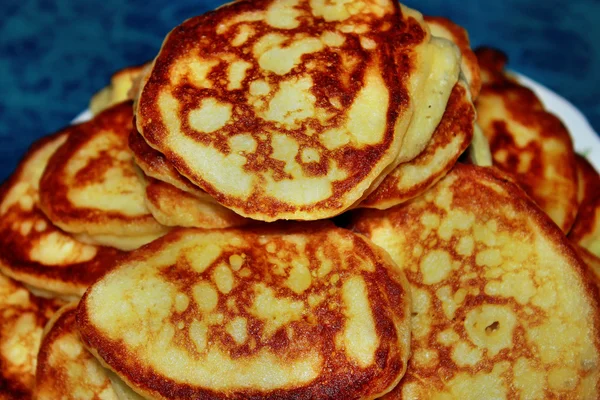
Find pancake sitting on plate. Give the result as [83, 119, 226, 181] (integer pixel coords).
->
[90, 63, 149, 115]
[34, 302, 117, 400]
[38, 102, 169, 251]
[0, 133, 122, 300]
[133, 0, 459, 221]
[0, 274, 63, 399]
[353, 164, 600, 399]
[569, 154, 600, 258]
[358, 79, 474, 209]
[77, 223, 412, 399]
[476, 47, 578, 233]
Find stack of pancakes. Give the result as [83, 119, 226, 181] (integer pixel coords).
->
[1, 0, 600, 399]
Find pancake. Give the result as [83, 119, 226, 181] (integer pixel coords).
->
[134, 0, 440, 221]
[476, 47, 578, 233]
[569, 154, 600, 258]
[353, 164, 600, 399]
[77, 223, 412, 399]
[144, 177, 248, 229]
[425, 16, 481, 99]
[0, 274, 63, 399]
[90, 64, 149, 115]
[34, 303, 117, 400]
[128, 130, 203, 197]
[358, 80, 474, 209]
[130, 131, 248, 229]
[0, 133, 122, 299]
[39, 102, 169, 251]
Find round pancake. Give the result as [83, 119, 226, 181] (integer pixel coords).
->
[34, 303, 117, 400]
[353, 164, 600, 399]
[77, 223, 411, 399]
[0, 133, 122, 299]
[425, 16, 481, 99]
[128, 130, 207, 198]
[476, 47, 578, 233]
[144, 177, 248, 229]
[38, 102, 169, 251]
[135, 0, 434, 221]
[569, 154, 600, 258]
[358, 80, 474, 209]
[0, 274, 63, 399]
[90, 64, 149, 116]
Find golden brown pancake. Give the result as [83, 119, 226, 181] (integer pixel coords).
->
[569, 154, 600, 258]
[0, 274, 63, 399]
[425, 16, 481, 99]
[38, 102, 169, 251]
[0, 133, 122, 299]
[90, 64, 149, 115]
[476, 47, 578, 233]
[359, 80, 474, 209]
[134, 0, 441, 221]
[144, 177, 248, 229]
[78, 223, 411, 399]
[34, 303, 117, 400]
[353, 164, 600, 399]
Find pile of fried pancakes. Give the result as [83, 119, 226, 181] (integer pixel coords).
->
[2, 1, 600, 399]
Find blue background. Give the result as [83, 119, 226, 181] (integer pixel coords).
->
[1, 0, 599, 181]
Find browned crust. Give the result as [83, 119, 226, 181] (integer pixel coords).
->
[424, 16, 481, 99]
[352, 164, 600, 398]
[569, 154, 600, 253]
[360, 82, 474, 208]
[475, 47, 579, 233]
[38, 102, 162, 236]
[77, 222, 411, 399]
[0, 275, 63, 399]
[136, 1, 427, 220]
[0, 133, 124, 296]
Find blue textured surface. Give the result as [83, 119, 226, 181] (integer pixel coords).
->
[1, 0, 599, 181]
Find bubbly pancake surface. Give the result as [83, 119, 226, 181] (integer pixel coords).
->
[38, 103, 168, 251]
[78, 223, 411, 399]
[359, 81, 474, 209]
[35, 303, 117, 400]
[0, 274, 63, 399]
[136, 0, 432, 221]
[353, 164, 600, 399]
[144, 177, 248, 229]
[0, 133, 122, 299]
[569, 154, 600, 258]
[476, 47, 578, 233]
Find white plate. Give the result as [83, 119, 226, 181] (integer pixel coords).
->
[73, 74, 600, 170]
